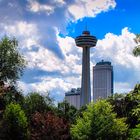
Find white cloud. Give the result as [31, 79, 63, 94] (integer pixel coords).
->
[27, 1, 54, 15]
[56, 33, 82, 74]
[91, 27, 140, 93]
[93, 27, 140, 69]
[18, 76, 81, 96]
[21, 28, 82, 76]
[4, 21, 37, 37]
[27, 0, 66, 15]
[26, 0, 116, 21]
[68, 0, 116, 20]
[25, 45, 70, 73]
[2, 21, 82, 85]
[3, 21, 139, 99]
[3, 21, 39, 50]
[18, 27, 140, 98]
[54, 0, 66, 6]
[114, 82, 133, 93]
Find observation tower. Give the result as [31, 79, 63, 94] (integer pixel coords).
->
[75, 30, 97, 106]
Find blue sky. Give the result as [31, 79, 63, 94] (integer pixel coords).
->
[0, 0, 140, 102]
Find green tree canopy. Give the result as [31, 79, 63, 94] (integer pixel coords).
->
[24, 92, 54, 117]
[128, 123, 140, 140]
[108, 84, 140, 128]
[0, 36, 26, 84]
[57, 100, 77, 123]
[133, 34, 140, 56]
[1, 103, 28, 140]
[71, 100, 128, 140]
[0, 83, 24, 111]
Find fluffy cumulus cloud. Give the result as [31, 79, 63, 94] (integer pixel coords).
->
[94, 28, 139, 68]
[18, 76, 81, 96]
[27, 0, 54, 15]
[91, 27, 140, 93]
[2, 21, 39, 52]
[1, 22, 139, 100]
[19, 27, 139, 98]
[0, 0, 139, 101]
[20, 33, 82, 98]
[26, 0, 116, 21]
[1, 20, 82, 99]
[68, 0, 116, 20]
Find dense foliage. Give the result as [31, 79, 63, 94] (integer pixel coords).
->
[0, 36, 26, 84]
[57, 101, 77, 123]
[1, 86, 139, 140]
[1, 103, 28, 140]
[31, 112, 71, 140]
[108, 84, 140, 129]
[71, 100, 128, 140]
[23, 92, 54, 118]
[133, 34, 140, 56]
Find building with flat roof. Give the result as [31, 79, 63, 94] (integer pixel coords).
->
[65, 88, 81, 109]
[93, 60, 113, 102]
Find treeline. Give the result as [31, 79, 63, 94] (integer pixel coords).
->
[71, 84, 140, 140]
[0, 83, 75, 139]
[0, 36, 140, 140]
[0, 82, 140, 140]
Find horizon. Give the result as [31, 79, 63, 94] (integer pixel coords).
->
[0, 0, 140, 102]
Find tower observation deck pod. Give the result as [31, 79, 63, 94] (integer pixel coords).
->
[75, 31, 97, 47]
[75, 30, 97, 106]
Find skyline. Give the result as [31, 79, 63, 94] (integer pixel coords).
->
[0, 0, 140, 102]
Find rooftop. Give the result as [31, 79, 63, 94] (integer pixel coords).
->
[65, 88, 81, 96]
[96, 60, 111, 66]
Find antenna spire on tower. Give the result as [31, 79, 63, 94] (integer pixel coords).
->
[85, 21, 87, 31]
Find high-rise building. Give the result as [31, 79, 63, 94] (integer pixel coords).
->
[75, 30, 97, 106]
[65, 88, 81, 109]
[93, 60, 113, 102]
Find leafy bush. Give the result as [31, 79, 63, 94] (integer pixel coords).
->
[2, 103, 28, 140]
[71, 100, 128, 140]
[128, 123, 140, 140]
[31, 112, 71, 140]
[23, 92, 54, 117]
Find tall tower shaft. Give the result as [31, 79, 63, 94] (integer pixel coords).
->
[75, 31, 97, 106]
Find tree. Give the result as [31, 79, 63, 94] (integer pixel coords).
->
[124, 84, 140, 128]
[0, 36, 26, 84]
[107, 93, 127, 118]
[24, 92, 54, 118]
[31, 112, 71, 140]
[1, 103, 29, 140]
[0, 82, 24, 117]
[71, 100, 128, 140]
[108, 84, 140, 128]
[128, 123, 140, 140]
[133, 34, 140, 56]
[57, 100, 77, 123]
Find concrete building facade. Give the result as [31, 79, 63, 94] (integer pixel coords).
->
[93, 60, 113, 102]
[65, 88, 81, 109]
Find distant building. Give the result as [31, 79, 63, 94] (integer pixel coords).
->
[93, 60, 113, 102]
[65, 88, 81, 109]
